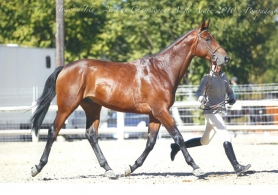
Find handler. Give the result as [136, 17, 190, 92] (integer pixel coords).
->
[170, 63, 251, 176]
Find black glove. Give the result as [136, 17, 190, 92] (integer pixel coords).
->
[228, 98, 236, 105]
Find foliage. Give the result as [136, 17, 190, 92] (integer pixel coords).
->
[0, 0, 277, 84]
[0, 1, 55, 47]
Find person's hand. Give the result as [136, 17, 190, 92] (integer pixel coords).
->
[198, 96, 206, 104]
[228, 98, 236, 105]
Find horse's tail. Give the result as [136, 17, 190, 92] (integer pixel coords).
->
[30, 66, 64, 136]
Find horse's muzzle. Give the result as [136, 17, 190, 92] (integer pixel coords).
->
[224, 56, 230, 66]
[211, 55, 230, 66]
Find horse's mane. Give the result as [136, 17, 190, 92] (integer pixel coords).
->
[149, 29, 196, 57]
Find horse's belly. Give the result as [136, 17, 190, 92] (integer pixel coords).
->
[87, 85, 151, 114]
[85, 85, 133, 110]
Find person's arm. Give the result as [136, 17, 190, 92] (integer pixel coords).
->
[196, 76, 208, 100]
[224, 75, 236, 104]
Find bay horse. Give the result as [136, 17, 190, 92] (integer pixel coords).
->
[30, 20, 230, 179]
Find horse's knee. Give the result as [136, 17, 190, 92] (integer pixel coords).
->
[85, 129, 98, 144]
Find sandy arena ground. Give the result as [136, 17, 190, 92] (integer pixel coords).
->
[1, 132, 278, 194]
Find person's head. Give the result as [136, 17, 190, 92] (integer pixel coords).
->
[211, 64, 222, 73]
[231, 76, 238, 84]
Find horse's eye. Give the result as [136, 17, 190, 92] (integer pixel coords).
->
[205, 37, 211, 41]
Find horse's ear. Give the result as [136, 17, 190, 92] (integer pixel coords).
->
[204, 19, 210, 29]
[198, 20, 206, 33]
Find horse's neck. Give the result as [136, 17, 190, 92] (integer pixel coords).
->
[153, 33, 196, 89]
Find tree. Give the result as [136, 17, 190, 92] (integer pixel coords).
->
[0, 0, 106, 63]
[1, 0, 277, 84]
[0, 1, 55, 47]
[62, 0, 106, 62]
[94, 0, 278, 84]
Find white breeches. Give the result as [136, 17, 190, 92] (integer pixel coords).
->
[200, 113, 231, 145]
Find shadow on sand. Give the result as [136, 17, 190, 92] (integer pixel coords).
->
[39, 169, 277, 181]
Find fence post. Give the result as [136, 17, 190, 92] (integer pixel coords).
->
[171, 107, 183, 126]
[32, 87, 39, 142]
[117, 112, 125, 141]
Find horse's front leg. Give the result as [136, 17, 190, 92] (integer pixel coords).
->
[85, 125, 116, 179]
[154, 109, 205, 176]
[125, 115, 161, 176]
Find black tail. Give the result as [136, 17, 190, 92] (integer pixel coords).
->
[30, 66, 64, 136]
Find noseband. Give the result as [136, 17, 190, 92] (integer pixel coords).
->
[193, 29, 222, 61]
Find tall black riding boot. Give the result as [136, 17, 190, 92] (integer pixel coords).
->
[170, 137, 202, 161]
[223, 141, 251, 176]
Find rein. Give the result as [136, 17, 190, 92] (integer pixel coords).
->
[199, 99, 229, 110]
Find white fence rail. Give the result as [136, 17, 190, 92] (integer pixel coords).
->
[1, 100, 278, 142]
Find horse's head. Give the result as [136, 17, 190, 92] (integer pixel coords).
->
[194, 20, 230, 66]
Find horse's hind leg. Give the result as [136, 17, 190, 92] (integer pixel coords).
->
[125, 114, 161, 176]
[80, 98, 116, 179]
[31, 109, 73, 177]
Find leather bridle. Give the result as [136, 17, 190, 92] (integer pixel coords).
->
[193, 29, 222, 63]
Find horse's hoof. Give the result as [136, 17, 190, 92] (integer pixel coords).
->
[192, 168, 205, 177]
[31, 166, 39, 177]
[105, 170, 117, 179]
[124, 166, 131, 177]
